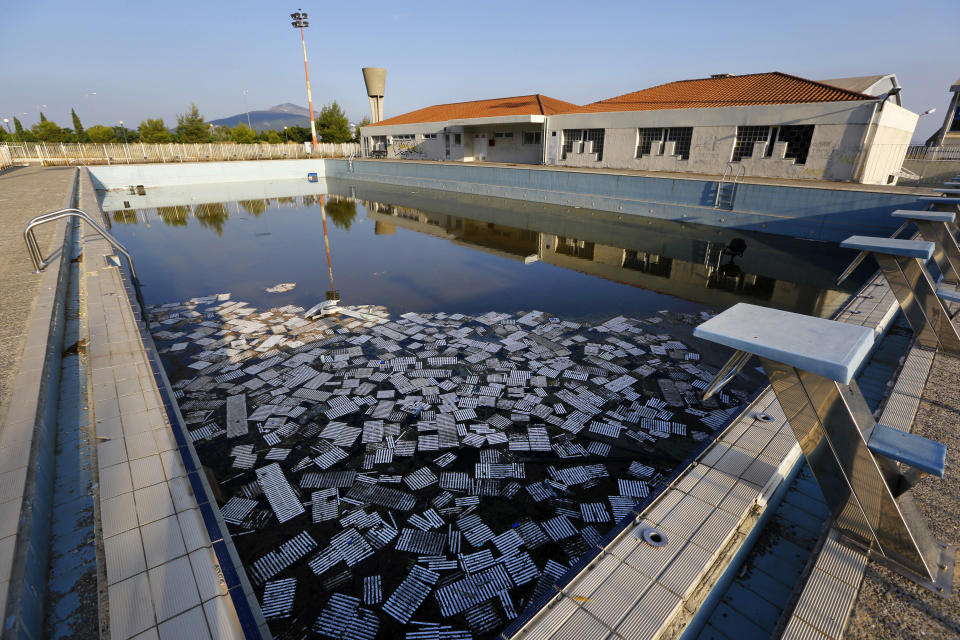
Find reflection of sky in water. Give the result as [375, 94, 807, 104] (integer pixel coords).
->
[104, 185, 864, 320]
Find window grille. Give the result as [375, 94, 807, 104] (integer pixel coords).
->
[637, 128, 692, 160]
[732, 126, 770, 162]
[562, 130, 604, 161]
[585, 129, 604, 161]
[637, 128, 664, 157]
[423, 133, 437, 139]
[454, 134, 462, 145]
[522, 131, 542, 145]
[666, 128, 692, 160]
[733, 125, 814, 164]
[494, 132, 513, 138]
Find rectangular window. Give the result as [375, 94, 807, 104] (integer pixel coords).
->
[733, 125, 813, 164]
[777, 125, 814, 164]
[562, 129, 604, 161]
[522, 131, 542, 145]
[393, 134, 415, 141]
[637, 128, 664, 157]
[423, 133, 437, 139]
[494, 132, 514, 138]
[732, 126, 770, 162]
[665, 127, 693, 160]
[454, 134, 462, 145]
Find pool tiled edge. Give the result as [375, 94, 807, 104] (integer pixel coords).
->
[78, 168, 267, 640]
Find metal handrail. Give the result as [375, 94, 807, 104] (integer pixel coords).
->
[24, 208, 140, 283]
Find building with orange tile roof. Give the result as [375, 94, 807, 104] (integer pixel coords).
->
[359, 72, 918, 184]
[547, 72, 917, 184]
[360, 94, 577, 164]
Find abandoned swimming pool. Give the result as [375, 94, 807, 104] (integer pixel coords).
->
[99, 180, 872, 639]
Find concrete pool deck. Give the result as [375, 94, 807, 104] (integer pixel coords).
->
[0, 165, 955, 639]
[0, 166, 263, 639]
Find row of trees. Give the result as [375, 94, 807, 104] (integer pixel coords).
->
[1, 102, 370, 145]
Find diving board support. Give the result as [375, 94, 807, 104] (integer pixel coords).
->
[841, 236, 960, 353]
[891, 209, 960, 285]
[694, 304, 951, 589]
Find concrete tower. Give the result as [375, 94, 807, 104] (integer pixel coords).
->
[362, 67, 386, 123]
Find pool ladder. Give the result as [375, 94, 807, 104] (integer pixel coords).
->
[715, 164, 744, 210]
[24, 208, 146, 313]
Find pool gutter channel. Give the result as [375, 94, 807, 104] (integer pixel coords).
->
[79, 168, 269, 639]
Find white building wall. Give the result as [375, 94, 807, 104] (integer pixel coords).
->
[547, 101, 902, 182]
[360, 122, 544, 164]
[858, 102, 919, 185]
[361, 100, 919, 183]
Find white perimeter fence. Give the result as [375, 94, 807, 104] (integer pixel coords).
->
[1, 142, 361, 167]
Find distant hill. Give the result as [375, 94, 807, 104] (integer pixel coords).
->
[210, 103, 312, 131]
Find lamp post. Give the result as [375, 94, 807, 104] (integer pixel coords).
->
[290, 9, 318, 152]
[283, 126, 289, 143]
[242, 89, 252, 131]
[119, 121, 127, 143]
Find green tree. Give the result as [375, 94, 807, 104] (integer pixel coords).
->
[71, 109, 85, 142]
[31, 119, 65, 142]
[353, 116, 371, 142]
[266, 130, 282, 144]
[139, 118, 171, 143]
[175, 103, 209, 142]
[86, 125, 116, 143]
[13, 117, 24, 137]
[230, 123, 256, 144]
[39, 112, 47, 122]
[315, 101, 352, 143]
[286, 126, 312, 143]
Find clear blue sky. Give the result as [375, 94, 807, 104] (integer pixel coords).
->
[2, 0, 956, 141]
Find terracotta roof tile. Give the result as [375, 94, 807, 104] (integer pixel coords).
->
[366, 94, 578, 128]
[561, 72, 872, 114]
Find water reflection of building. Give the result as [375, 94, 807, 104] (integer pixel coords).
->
[364, 200, 851, 317]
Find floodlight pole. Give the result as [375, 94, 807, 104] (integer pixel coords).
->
[291, 10, 318, 152]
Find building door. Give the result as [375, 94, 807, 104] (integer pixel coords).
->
[547, 131, 559, 164]
[473, 134, 487, 162]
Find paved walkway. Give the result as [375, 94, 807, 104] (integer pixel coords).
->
[0, 166, 77, 425]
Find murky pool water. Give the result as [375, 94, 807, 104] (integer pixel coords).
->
[102, 179, 867, 638]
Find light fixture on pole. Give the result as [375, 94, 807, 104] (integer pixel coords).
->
[243, 89, 252, 130]
[119, 120, 127, 143]
[290, 9, 318, 152]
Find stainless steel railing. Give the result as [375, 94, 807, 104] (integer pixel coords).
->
[24, 208, 140, 283]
